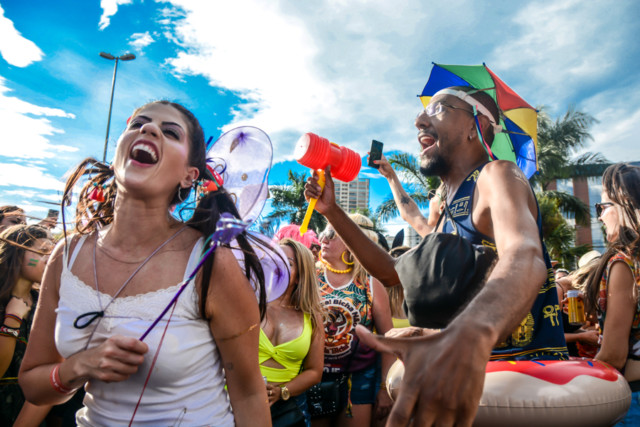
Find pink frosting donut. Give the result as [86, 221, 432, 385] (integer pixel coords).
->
[386, 359, 631, 426]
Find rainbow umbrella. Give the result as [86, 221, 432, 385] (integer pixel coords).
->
[419, 63, 538, 178]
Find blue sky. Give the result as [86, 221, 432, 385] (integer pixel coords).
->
[1, 0, 639, 235]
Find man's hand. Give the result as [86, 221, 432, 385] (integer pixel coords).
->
[304, 166, 337, 216]
[375, 154, 397, 180]
[384, 327, 437, 339]
[357, 324, 492, 426]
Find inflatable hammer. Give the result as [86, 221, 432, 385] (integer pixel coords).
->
[294, 133, 361, 235]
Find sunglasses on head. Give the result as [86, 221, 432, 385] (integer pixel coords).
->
[595, 202, 614, 217]
[319, 228, 336, 241]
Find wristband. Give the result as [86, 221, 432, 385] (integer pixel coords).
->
[4, 313, 23, 325]
[0, 325, 19, 338]
[49, 364, 77, 394]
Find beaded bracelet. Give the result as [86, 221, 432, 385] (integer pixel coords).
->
[0, 325, 19, 338]
[49, 364, 77, 394]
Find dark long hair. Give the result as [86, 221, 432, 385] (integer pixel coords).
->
[584, 163, 640, 314]
[0, 225, 50, 316]
[61, 100, 267, 319]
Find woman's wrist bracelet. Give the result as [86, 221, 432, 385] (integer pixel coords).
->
[4, 313, 23, 326]
[49, 364, 78, 394]
[0, 325, 19, 338]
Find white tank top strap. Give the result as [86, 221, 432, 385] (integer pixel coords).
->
[184, 237, 204, 281]
[66, 234, 88, 270]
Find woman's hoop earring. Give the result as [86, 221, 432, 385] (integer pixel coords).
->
[177, 186, 186, 203]
[341, 251, 355, 265]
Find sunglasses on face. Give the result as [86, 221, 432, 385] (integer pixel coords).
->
[319, 228, 336, 241]
[595, 202, 614, 217]
[424, 101, 474, 117]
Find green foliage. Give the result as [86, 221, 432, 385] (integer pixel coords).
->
[260, 170, 326, 235]
[374, 153, 440, 222]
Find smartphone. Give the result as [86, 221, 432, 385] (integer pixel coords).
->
[368, 140, 384, 169]
[47, 209, 59, 220]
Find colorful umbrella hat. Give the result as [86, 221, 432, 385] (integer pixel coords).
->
[419, 63, 538, 179]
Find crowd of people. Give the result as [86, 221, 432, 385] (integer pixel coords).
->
[0, 89, 639, 426]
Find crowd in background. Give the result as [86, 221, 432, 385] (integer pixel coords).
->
[1, 97, 640, 426]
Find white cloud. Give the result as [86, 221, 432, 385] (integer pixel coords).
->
[0, 162, 64, 191]
[487, 0, 631, 108]
[579, 84, 640, 163]
[0, 76, 78, 159]
[99, 0, 133, 30]
[161, 0, 463, 162]
[129, 31, 155, 52]
[0, 4, 43, 67]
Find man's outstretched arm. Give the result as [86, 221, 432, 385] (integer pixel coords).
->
[304, 166, 400, 287]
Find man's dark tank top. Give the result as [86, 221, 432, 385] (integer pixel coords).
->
[441, 163, 568, 360]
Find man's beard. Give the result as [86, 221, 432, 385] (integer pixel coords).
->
[420, 153, 448, 177]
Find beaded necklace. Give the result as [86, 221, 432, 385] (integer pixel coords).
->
[320, 258, 353, 274]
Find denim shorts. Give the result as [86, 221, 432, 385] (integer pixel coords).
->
[349, 364, 380, 405]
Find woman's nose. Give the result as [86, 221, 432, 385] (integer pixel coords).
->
[140, 122, 159, 137]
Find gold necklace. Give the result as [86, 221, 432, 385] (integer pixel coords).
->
[321, 258, 353, 274]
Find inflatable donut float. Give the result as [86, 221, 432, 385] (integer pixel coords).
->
[386, 359, 631, 426]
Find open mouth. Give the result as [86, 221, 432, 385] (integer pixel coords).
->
[130, 142, 159, 165]
[418, 133, 437, 154]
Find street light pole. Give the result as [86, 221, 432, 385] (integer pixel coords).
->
[100, 52, 136, 162]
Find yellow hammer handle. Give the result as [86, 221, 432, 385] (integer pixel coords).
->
[300, 170, 325, 236]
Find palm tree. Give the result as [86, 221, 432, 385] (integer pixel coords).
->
[533, 106, 607, 268]
[375, 152, 440, 222]
[261, 170, 326, 234]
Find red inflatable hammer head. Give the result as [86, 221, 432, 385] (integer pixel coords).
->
[294, 133, 361, 182]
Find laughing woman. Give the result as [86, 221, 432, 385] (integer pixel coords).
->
[583, 163, 640, 425]
[18, 101, 270, 426]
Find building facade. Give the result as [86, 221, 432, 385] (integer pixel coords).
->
[334, 178, 370, 213]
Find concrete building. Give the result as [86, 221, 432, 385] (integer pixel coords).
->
[334, 178, 370, 213]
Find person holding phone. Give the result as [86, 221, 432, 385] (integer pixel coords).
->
[374, 153, 443, 238]
[305, 86, 568, 425]
[38, 210, 59, 230]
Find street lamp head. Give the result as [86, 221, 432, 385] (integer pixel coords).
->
[99, 52, 115, 60]
[119, 53, 136, 61]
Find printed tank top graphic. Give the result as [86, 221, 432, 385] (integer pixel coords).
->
[441, 163, 568, 361]
[318, 272, 375, 373]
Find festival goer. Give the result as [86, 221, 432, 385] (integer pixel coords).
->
[0, 224, 53, 425]
[260, 238, 324, 426]
[19, 101, 271, 426]
[305, 85, 568, 425]
[583, 163, 640, 424]
[311, 213, 393, 427]
[375, 154, 443, 238]
[0, 206, 26, 232]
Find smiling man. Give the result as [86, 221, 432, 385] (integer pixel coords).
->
[304, 86, 568, 426]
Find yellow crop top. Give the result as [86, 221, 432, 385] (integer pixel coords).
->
[259, 312, 312, 383]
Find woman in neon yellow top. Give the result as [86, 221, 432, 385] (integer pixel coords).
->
[260, 238, 325, 425]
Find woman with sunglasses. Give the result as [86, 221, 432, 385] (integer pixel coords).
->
[583, 163, 640, 424]
[311, 213, 393, 427]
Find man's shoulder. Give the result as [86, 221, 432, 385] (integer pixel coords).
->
[476, 160, 531, 194]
